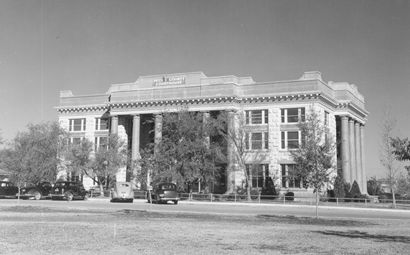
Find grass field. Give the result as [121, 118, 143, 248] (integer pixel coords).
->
[0, 205, 409, 254]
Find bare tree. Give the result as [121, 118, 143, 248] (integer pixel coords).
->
[214, 110, 267, 201]
[291, 108, 336, 218]
[380, 114, 401, 208]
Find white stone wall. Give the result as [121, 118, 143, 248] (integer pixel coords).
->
[241, 102, 338, 191]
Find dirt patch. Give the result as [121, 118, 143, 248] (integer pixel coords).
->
[256, 214, 374, 227]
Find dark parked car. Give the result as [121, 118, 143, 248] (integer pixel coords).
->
[0, 181, 18, 199]
[20, 182, 53, 200]
[110, 182, 134, 203]
[50, 181, 88, 201]
[147, 182, 179, 204]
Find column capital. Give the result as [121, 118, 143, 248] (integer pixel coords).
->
[340, 115, 349, 121]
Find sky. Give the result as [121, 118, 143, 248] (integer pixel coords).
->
[0, 0, 409, 178]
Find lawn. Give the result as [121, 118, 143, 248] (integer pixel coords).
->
[0, 205, 409, 254]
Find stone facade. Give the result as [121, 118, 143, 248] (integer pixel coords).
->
[57, 71, 368, 193]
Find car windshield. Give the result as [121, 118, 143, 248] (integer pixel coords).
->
[159, 184, 176, 190]
[54, 182, 67, 187]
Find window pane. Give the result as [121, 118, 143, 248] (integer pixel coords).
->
[301, 108, 305, 122]
[73, 119, 82, 131]
[281, 132, 285, 149]
[251, 133, 262, 150]
[287, 108, 299, 123]
[288, 131, 299, 140]
[264, 110, 268, 124]
[251, 110, 262, 124]
[245, 111, 250, 124]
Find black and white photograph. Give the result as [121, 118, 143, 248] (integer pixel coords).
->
[0, 0, 409, 254]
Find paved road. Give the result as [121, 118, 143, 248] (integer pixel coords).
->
[0, 198, 409, 220]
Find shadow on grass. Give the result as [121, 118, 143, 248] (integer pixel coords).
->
[313, 230, 410, 243]
[257, 215, 373, 227]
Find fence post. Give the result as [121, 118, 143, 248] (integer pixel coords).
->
[234, 193, 237, 203]
[336, 197, 338, 206]
[258, 192, 261, 204]
[365, 198, 367, 207]
[210, 193, 213, 202]
[283, 195, 286, 204]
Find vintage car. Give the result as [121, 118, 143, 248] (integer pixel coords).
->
[0, 181, 18, 199]
[110, 182, 134, 203]
[50, 181, 88, 201]
[20, 182, 53, 200]
[147, 182, 179, 204]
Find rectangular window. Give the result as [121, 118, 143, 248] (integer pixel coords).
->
[246, 164, 269, 188]
[281, 108, 305, 123]
[95, 118, 109, 131]
[245, 110, 268, 125]
[251, 133, 262, 150]
[95, 136, 108, 151]
[247, 132, 269, 150]
[287, 131, 299, 149]
[281, 131, 301, 149]
[281, 164, 301, 188]
[69, 118, 86, 132]
[287, 108, 299, 123]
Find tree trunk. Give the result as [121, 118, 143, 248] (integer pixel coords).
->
[247, 180, 251, 201]
[392, 189, 397, 209]
[315, 189, 319, 218]
[99, 182, 105, 197]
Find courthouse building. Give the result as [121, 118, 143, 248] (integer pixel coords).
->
[57, 71, 368, 194]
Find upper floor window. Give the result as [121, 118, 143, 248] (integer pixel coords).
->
[69, 118, 86, 132]
[281, 131, 301, 149]
[281, 108, 305, 123]
[245, 110, 268, 125]
[281, 164, 302, 189]
[246, 164, 269, 189]
[245, 132, 269, 150]
[95, 118, 109, 131]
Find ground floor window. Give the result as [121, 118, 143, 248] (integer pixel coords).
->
[281, 164, 302, 188]
[245, 164, 269, 188]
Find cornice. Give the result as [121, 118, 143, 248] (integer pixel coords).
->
[108, 93, 322, 110]
[56, 104, 108, 114]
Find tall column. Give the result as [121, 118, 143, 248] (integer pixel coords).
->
[111, 115, 118, 134]
[360, 125, 367, 194]
[131, 114, 141, 161]
[226, 110, 236, 194]
[154, 114, 163, 145]
[349, 119, 356, 184]
[355, 122, 362, 191]
[341, 116, 350, 182]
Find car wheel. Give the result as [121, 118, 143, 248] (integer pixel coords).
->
[174, 200, 178, 205]
[30, 190, 41, 200]
[129, 199, 134, 203]
[64, 192, 73, 201]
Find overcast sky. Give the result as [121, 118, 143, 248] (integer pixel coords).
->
[0, 0, 409, 178]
